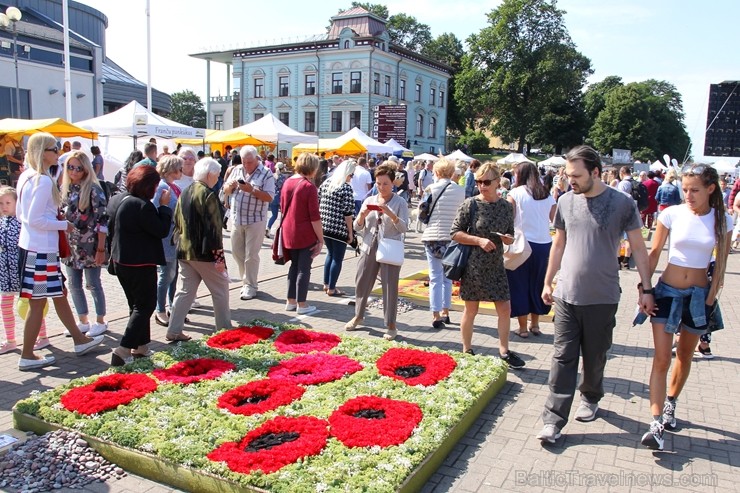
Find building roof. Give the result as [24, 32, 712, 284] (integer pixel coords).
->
[329, 6, 387, 38]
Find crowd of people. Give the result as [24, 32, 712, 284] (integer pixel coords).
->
[0, 134, 732, 454]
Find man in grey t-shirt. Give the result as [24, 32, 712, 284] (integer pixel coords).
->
[536, 145, 655, 444]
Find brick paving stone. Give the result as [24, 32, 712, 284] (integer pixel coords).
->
[1, 225, 739, 492]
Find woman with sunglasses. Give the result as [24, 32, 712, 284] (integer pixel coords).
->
[450, 162, 525, 368]
[639, 164, 732, 451]
[15, 133, 104, 370]
[61, 151, 110, 338]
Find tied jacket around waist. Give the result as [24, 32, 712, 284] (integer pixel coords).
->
[354, 193, 409, 256]
[107, 192, 172, 266]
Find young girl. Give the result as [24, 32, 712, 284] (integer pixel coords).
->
[639, 164, 732, 451]
[0, 186, 50, 354]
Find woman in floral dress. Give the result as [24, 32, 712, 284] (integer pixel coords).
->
[61, 151, 109, 337]
[450, 162, 525, 368]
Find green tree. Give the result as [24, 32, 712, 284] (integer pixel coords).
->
[456, 128, 490, 154]
[589, 81, 690, 162]
[387, 13, 432, 52]
[169, 90, 206, 128]
[455, 0, 592, 152]
[583, 75, 623, 127]
[422, 33, 465, 132]
[529, 91, 589, 154]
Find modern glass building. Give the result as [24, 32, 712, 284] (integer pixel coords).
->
[0, 0, 170, 120]
[190, 7, 450, 155]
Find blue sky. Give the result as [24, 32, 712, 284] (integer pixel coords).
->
[77, 0, 740, 162]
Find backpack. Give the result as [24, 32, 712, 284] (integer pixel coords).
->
[631, 180, 649, 212]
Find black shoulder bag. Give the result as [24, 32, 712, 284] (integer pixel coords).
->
[442, 198, 478, 281]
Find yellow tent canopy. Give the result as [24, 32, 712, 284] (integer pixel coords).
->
[0, 118, 98, 140]
[292, 137, 366, 159]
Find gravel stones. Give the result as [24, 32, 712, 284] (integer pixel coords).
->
[367, 297, 416, 314]
[0, 429, 126, 492]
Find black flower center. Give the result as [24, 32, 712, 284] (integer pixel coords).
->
[235, 394, 269, 406]
[236, 395, 270, 407]
[94, 383, 123, 393]
[292, 370, 312, 376]
[244, 432, 300, 452]
[394, 365, 426, 378]
[352, 408, 386, 419]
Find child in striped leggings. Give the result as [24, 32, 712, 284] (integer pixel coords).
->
[0, 186, 49, 354]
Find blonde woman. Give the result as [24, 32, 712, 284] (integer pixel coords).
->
[655, 168, 682, 212]
[450, 162, 524, 367]
[61, 151, 109, 338]
[15, 133, 104, 370]
[319, 159, 356, 296]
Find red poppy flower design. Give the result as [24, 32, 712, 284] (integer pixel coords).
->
[273, 329, 341, 354]
[267, 353, 362, 386]
[376, 348, 457, 386]
[329, 395, 423, 448]
[152, 358, 236, 384]
[207, 416, 329, 475]
[217, 379, 305, 416]
[207, 325, 275, 350]
[60, 373, 158, 415]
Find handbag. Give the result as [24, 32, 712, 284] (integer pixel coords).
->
[58, 230, 71, 259]
[442, 199, 478, 281]
[706, 261, 724, 332]
[418, 181, 451, 225]
[503, 230, 532, 271]
[375, 213, 404, 266]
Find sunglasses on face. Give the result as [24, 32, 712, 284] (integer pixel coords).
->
[45, 147, 59, 153]
[66, 164, 84, 172]
[475, 179, 497, 186]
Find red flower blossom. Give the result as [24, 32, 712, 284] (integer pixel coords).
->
[267, 353, 362, 386]
[207, 326, 275, 350]
[273, 329, 341, 354]
[207, 416, 329, 475]
[217, 379, 305, 416]
[329, 395, 423, 448]
[60, 373, 158, 415]
[376, 348, 457, 387]
[153, 358, 236, 384]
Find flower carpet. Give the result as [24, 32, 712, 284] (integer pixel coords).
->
[13, 322, 507, 493]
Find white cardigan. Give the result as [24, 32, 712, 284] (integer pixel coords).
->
[421, 179, 465, 242]
[16, 169, 67, 253]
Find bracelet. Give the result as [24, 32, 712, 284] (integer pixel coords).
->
[642, 288, 655, 295]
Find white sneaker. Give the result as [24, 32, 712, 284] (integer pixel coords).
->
[574, 400, 599, 422]
[87, 322, 108, 337]
[65, 322, 90, 337]
[18, 355, 56, 371]
[240, 287, 256, 300]
[536, 424, 561, 444]
[74, 335, 104, 356]
[191, 300, 202, 309]
[296, 305, 317, 315]
[285, 303, 297, 311]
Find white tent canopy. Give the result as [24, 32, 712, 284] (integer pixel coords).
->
[539, 156, 566, 167]
[711, 159, 738, 176]
[444, 149, 475, 162]
[384, 138, 413, 156]
[414, 153, 439, 161]
[497, 152, 533, 165]
[650, 160, 668, 172]
[231, 113, 317, 144]
[337, 127, 392, 154]
[74, 100, 203, 139]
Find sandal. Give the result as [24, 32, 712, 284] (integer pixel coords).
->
[515, 330, 529, 339]
[327, 289, 346, 297]
[383, 328, 398, 341]
[344, 318, 362, 331]
[529, 326, 541, 336]
[165, 333, 192, 342]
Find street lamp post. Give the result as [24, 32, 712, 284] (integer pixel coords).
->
[0, 7, 23, 118]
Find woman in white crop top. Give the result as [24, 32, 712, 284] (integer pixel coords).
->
[639, 164, 732, 451]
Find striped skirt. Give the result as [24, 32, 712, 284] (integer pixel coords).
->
[18, 248, 64, 299]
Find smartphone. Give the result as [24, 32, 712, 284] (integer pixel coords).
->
[237, 179, 246, 185]
[495, 232, 514, 240]
[366, 204, 382, 211]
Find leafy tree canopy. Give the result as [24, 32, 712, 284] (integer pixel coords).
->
[169, 90, 206, 129]
[589, 81, 690, 162]
[455, 0, 592, 152]
[583, 75, 623, 125]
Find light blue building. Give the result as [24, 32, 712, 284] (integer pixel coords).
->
[191, 7, 450, 156]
